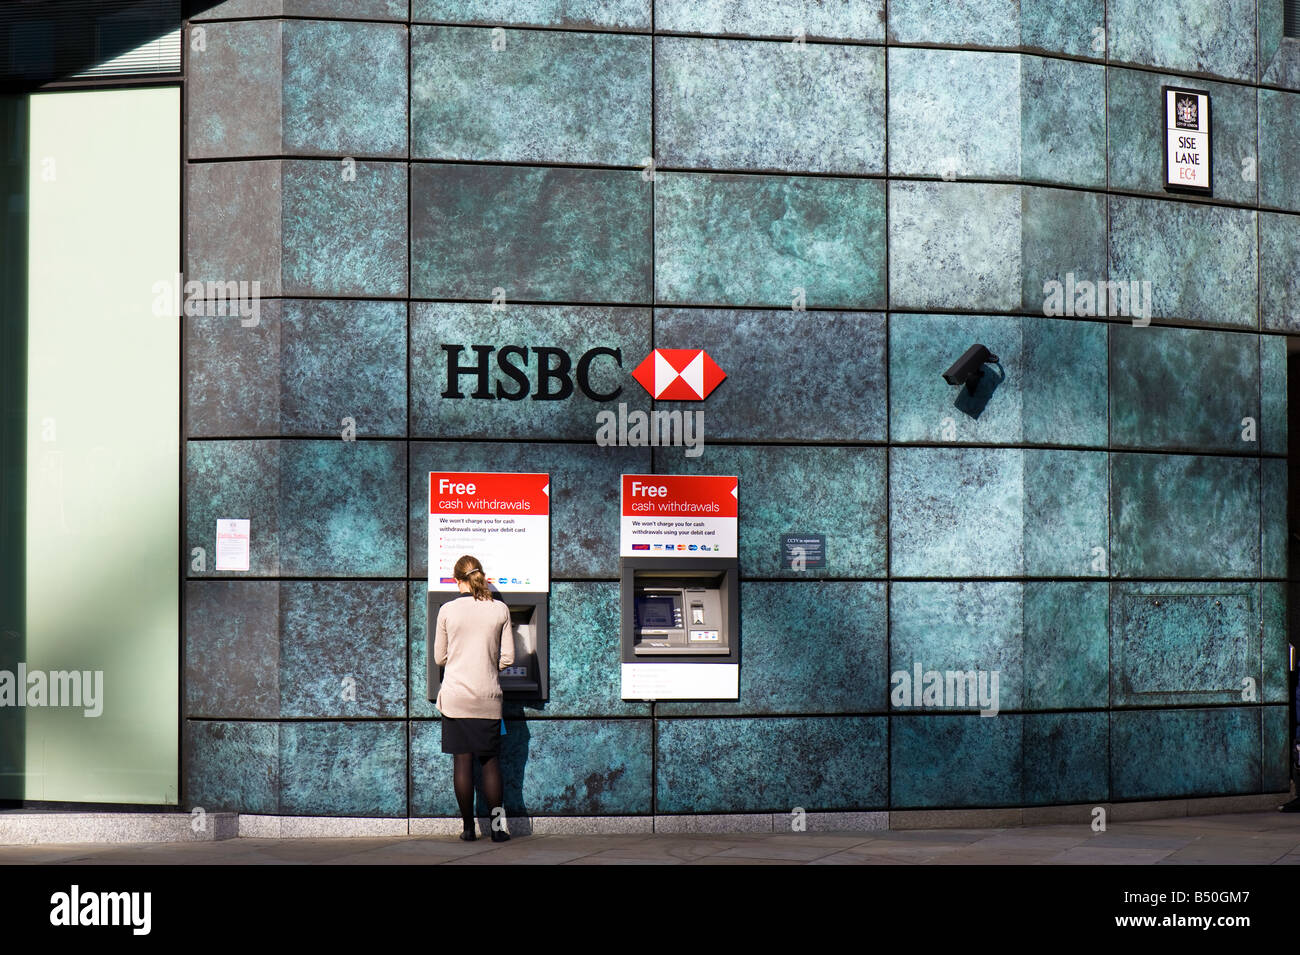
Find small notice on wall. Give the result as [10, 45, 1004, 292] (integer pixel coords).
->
[215, 519, 250, 571]
[1163, 86, 1211, 194]
[781, 533, 825, 570]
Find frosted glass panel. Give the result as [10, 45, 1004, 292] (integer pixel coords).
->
[25, 86, 178, 803]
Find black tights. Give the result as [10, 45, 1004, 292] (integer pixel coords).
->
[453, 753, 502, 831]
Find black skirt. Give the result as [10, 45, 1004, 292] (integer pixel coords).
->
[441, 715, 501, 756]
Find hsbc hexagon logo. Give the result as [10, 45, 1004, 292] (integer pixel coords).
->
[435, 339, 722, 457]
[631, 349, 726, 401]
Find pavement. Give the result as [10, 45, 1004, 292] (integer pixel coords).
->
[1, 810, 1298, 864]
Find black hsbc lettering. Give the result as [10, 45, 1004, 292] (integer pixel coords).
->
[441, 345, 623, 401]
[441, 344, 494, 398]
[576, 346, 621, 401]
[496, 345, 529, 400]
[532, 346, 573, 400]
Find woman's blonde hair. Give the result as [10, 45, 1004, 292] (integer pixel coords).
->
[453, 555, 492, 601]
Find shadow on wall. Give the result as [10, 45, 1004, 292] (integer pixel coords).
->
[954, 362, 1006, 420]
[1287, 341, 1300, 794]
[0, 0, 226, 88]
[474, 721, 531, 827]
[0, 92, 26, 805]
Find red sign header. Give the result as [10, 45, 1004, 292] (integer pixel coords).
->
[621, 474, 738, 517]
[429, 472, 550, 516]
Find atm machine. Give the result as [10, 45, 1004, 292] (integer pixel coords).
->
[427, 591, 548, 701]
[618, 474, 740, 699]
[425, 471, 551, 704]
[621, 558, 736, 662]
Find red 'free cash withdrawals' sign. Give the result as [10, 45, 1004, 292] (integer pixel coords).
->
[429, 472, 549, 594]
[620, 474, 738, 558]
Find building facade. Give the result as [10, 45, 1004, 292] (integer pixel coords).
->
[4, 0, 1299, 827]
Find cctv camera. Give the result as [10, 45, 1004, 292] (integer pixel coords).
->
[942, 344, 999, 392]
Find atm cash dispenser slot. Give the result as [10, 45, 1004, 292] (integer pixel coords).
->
[427, 594, 548, 701]
[498, 603, 546, 694]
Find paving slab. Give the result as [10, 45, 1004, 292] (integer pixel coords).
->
[0, 811, 1293, 864]
[1049, 846, 1180, 865]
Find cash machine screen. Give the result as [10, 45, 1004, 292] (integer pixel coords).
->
[636, 595, 679, 630]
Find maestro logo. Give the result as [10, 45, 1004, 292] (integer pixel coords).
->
[630, 349, 726, 401]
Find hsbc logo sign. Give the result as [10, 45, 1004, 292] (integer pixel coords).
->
[440, 344, 624, 401]
[439, 343, 724, 457]
[631, 349, 726, 401]
[440, 344, 725, 403]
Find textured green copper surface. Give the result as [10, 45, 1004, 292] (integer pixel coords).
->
[412, 164, 651, 302]
[657, 36, 884, 175]
[412, 26, 649, 165]
[1107, 0, 1256, 80]
[181, 9, 1292, 817]
[1111, 707, 1261, 800]
[655, 172, 885, 308]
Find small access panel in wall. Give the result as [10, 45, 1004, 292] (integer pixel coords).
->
[1113, 589, 1257, 706]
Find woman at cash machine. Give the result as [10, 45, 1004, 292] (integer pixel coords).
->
[433, 554, 514, 842]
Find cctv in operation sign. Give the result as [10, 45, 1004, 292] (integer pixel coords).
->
[1163, 86, 1211, 194]
[428, 471, 549, 594]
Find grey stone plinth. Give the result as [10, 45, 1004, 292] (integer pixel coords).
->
[0, 811, 238, 845]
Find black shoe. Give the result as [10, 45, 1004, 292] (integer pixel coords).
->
[490, 828, 511, 843]
[1279, 796, 1300, 813]
[460, 828, 477, 841]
